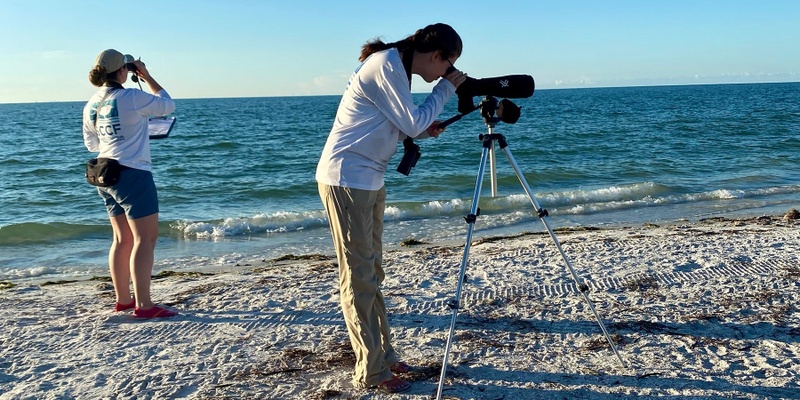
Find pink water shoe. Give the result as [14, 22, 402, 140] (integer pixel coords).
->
[133, 305, 178, 319]
[114, 299, 136, 312]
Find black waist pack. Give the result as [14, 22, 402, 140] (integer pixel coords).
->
[85, 158, 127, 187]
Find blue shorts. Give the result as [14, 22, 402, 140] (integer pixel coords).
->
[97, 168, 159, 219]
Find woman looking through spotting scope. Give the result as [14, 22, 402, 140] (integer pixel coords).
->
[315, 23, 467, 393]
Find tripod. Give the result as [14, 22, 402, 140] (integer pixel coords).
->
[435, 97, 626, 400]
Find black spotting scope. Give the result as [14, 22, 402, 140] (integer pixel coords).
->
[456, 75, 535, 113]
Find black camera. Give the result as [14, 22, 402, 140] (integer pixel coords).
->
[123, 54, 139, 82]
[396, 138, 421, 176]
[123, 54, 137, 73]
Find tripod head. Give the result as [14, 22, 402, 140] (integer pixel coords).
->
[439, 96, 523, 129]
[479, 97, 499, 124]
[478, 96, 522, 126]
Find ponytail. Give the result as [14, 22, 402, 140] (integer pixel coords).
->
[88, 65, 121, 87]
[88, 66, 109, 87]
[358, 23, 462, 62]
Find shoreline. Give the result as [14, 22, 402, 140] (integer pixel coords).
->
[1, 201, 795, 285]
[1, 214, 799, 399]
[3, 212, 795, 288]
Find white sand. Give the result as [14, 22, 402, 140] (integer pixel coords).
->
[1, 216, 799, 399]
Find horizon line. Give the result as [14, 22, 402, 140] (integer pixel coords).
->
[2, 80, 798, 105]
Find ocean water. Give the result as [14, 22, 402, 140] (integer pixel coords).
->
[1, 83, 798, 282]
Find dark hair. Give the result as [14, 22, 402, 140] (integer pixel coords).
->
[88, 65, 120, 87]
[359, 23, 462, 62]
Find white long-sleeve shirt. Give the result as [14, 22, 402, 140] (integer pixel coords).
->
[82, 86, 176, 171]
[316, 48, 456, 190]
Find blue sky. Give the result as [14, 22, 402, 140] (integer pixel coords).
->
[1, 0, 798, 103]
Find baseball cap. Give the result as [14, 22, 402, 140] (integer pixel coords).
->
[95, 49, 128, 72]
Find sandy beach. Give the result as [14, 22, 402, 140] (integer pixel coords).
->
[1, 214, 799, 399]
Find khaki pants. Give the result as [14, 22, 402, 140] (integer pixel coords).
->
[318, 183, 398, 388]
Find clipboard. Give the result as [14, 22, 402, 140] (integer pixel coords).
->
[148, 116, 177, 139]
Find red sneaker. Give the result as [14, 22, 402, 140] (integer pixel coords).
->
[114, 299, 136, 312]
[133, 305, 178, 319]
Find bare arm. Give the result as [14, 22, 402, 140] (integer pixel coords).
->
[131, 60, 165, 93]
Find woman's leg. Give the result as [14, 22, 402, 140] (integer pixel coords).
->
[127, 212, 159, 310]
[372, 187, 398, 365]
[108, 214, 134, 304]
[319, 183, 393, 388]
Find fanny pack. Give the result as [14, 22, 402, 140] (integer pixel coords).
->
[85, 158, 128, 187]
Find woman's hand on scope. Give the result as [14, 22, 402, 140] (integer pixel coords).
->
[426, 120, 445, 138]
[443, 68, 467, 88]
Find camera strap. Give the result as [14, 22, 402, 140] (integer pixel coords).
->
[396, 45, 422, 176]
[396, 45, 419, 178]
[401, 46, 413, 88]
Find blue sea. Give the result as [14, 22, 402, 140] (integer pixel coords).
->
[1, 83, 798, 283]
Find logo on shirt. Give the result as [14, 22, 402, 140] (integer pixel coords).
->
[92, 98, 123, 143]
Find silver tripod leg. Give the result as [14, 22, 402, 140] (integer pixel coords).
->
[489, 140, 498, 197]
[435, 135, 493, 400]
[499, 143, 627, 369]
[436, 134, 627, 399]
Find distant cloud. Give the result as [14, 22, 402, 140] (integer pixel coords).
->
[312, 76, 337, 86]
[297, 73, 350, 95]
[551, 76, 594, 87]
[689, 71, 799, 83]
[545, 71, 799, 89]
